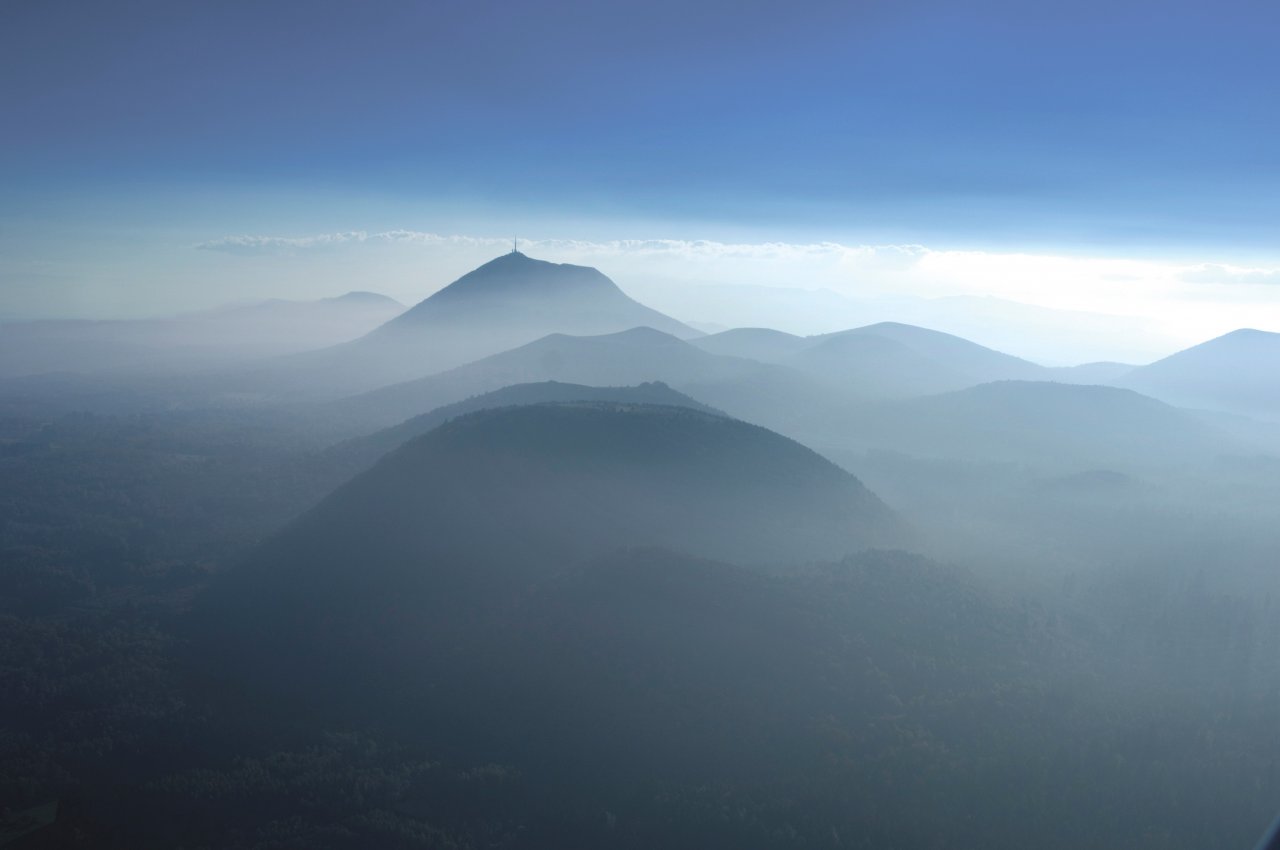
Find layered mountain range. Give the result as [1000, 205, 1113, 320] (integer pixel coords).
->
[11, 249, 1280, 849]
[266, 252, 700, 396]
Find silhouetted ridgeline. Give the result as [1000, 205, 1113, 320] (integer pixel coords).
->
[253, 252, 701, 398]
[1119, 328, 1280, 419]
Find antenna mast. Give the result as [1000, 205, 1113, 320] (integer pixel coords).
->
[513, 236, 518, 254]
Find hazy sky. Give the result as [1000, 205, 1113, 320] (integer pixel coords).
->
[2, 0, 1278, 358]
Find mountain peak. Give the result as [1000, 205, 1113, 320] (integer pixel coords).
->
[475, 249, 532, 267]
[1214, 327, 1277, 343]
[367, 253, 697, 344]
[328, 291, 404, 307]
[427, 252, 611, 300]
[595, 326, 686, 345]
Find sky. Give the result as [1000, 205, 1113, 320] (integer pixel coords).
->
[2, 0, 1278, 361]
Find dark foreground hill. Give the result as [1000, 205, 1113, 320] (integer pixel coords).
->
[218, 402, 898, 595]
[195, 402, 900, 704]
[188, 399, 1108, 848]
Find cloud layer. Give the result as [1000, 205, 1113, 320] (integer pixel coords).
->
[196, 231, 506, 255]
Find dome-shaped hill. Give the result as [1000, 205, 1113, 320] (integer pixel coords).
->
[239, 402, 897, 589]
[195, 402, 901, 711]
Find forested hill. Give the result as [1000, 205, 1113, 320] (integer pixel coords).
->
[210, 401, 900, 613]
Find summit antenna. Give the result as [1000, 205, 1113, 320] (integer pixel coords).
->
[512, 236, 518, 254]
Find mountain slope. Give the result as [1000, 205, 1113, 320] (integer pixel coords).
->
[1117, 328, 1280, 418]
[198, 402, 902, 692]
[378, 251, 693, 339]
[196, 544, 1047, 842]
[833, 321, 1046, 381]
[277, 253, 698, 395]
[786, 331, 974, 398]
[214, 403, 899, 609]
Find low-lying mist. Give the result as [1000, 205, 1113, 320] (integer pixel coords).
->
[4, 252, 1280, 849]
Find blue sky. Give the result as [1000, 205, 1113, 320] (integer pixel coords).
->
[2, 0, 1278, 351]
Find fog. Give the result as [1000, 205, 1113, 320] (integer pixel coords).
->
[5, 249, 1280, 848]
[0, 292, 405, 379]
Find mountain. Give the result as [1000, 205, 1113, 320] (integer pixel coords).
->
[693, 321, 1046, 399]
[234, 402, 897, 581]
[382, 251, 692, 338]
[690, 327, 809, 361]
[1117, 328, 1280, 419]
[199, 403, 902, 694]
[278, 252, 699, 396]
[787, 331, 974, 398]
[0, 292, 405, 379]
[331, 326, 841, 436]
[831, 322, 1046, 381]
[192, 397, 1070, 842]
[849, 380, 1232, 470]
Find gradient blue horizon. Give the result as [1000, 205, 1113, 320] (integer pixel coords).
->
[2, 0, 1277, 253]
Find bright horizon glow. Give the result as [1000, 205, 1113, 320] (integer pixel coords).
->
[5, 222, 1280, 365]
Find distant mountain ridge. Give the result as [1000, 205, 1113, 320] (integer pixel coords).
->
[843, 380, 1233, 469]
[271, 253, 699, 396]
[694, 321, 1047, 398]
[332, 325, 842, 437]
[1117, 328, 1280, 419]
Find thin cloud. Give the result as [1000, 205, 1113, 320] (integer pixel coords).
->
[195, 230, 928, 265]
[1179, 263, 1280, 286]
[195, 231, 507, 255]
